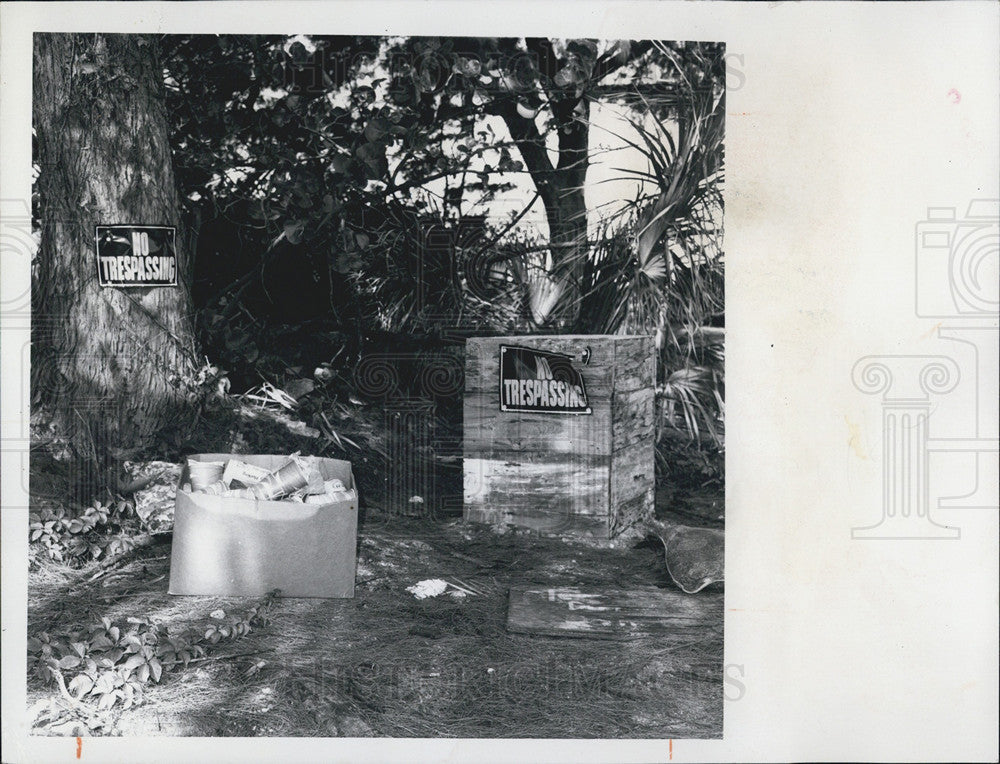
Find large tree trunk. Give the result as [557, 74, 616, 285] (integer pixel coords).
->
[32, 33, 198, 483]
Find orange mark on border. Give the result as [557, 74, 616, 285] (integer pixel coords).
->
[669, 738, 673, 759]
[76, 737, 82, 758]
[920, 321, 943, 340]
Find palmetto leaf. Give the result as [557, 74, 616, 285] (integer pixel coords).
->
[485, 43, 726, 446]
[638, 250, 668, 282]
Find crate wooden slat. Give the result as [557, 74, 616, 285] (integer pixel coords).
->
[464, 335, 655, 541]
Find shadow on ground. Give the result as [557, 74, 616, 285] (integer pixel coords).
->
[28, 510, 723, 739]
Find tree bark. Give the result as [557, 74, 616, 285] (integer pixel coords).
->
[32, 33, 198, 478]
[500, 94, 590, 329]
[493, 38, 597, 328]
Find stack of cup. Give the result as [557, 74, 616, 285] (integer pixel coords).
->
[188, 459, 225, 492]
[249, 457, 310, 500]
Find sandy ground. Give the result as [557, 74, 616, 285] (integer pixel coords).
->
[28, 509, 723, 739]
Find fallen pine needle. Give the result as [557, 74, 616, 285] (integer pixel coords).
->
[185, 648, 274, 665]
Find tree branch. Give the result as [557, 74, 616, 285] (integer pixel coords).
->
[523, 37, 560, 97]
[496, 98, 555, 204]
[590, 40, 654, 84]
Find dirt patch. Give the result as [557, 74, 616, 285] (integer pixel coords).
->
[28, 513, 722, 738]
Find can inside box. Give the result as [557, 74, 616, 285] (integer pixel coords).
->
[180, 453, 356, 502]
[169, 453, 358, 598]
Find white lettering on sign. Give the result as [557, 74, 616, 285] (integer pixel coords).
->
[95, 225, 177, 287]
[498, 344, 591, 414]
[131, 231, 150, 256]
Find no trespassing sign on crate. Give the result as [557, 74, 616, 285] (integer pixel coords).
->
[95, 225, 177, 287]
[499, 344, 591, 415]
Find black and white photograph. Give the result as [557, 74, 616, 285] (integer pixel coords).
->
[3, 3, 997, 763]
[23, 32, 726, 738]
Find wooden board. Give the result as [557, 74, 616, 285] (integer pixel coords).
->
[507, 586, 721, 640]
[609, 437, 655, 537]
[465, 335, 648, 398]
[465, 506, 610, 537]
[464, 334, 655, 540]
[464, 453, 610, 516]
[463, 393, 612, 454]
[610, 387, 655, 451]
[611, 336, 656, 394]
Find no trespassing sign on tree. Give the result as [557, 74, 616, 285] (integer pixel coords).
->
[95, 225, 177, 287]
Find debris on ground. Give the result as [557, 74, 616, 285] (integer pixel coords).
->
[125, 461, 182, 534]
[406, 579, 449, 599]
[647, 519, 725, 594]
[28, 514, 723, 738]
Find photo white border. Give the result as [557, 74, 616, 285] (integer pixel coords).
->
[3, 2, 998, 762]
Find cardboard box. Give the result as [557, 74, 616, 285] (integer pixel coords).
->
[169, 454, 358, 598]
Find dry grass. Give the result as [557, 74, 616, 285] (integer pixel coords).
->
[28, 514, 722, 738]
[27, 399, 722, 739]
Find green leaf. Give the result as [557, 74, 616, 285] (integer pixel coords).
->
[364, 118, 389, 142]
[284, 219, 306, 245]
[58, 655, 82, 669]
[123, 654, 145, 671]
[97, 691, 117, 710]
[136, 663, 151, 683]
[89, 634, 113, 651]
[92, 673, 116, 695]
[68, 674, 94, 698]
[149, 658, 163, 683]
[330, 154, 352, 174]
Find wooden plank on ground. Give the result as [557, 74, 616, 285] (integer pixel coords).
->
[507, 586, 721, 640]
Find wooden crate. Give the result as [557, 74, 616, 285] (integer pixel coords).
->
[463, 335, 655, 540]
